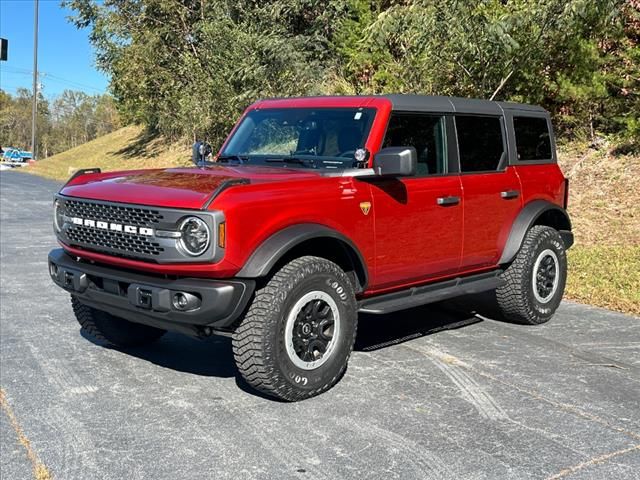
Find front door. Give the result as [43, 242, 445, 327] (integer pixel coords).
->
[367, 113, 463, 291]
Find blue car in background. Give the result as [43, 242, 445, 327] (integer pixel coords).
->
[2, 147, 33, 163]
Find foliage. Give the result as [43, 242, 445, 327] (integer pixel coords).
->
[64, 0, 639, 150]
[337, 0, 638, 146]
[63, 0, 348, 145]
[49, 90, 121, 153]
[0, 88, 120, 158]
[0, 89, 50, 156]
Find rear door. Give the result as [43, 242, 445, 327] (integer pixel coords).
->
[369, 113, 463, 290]
[510, 114, 566, 206]
[456, 115, 523, 270]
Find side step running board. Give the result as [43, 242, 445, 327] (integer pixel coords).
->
[358, 270, 505, 315]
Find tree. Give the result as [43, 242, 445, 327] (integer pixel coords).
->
[47, 90, 121, 155]
[0, 88, 121, 157]
[64, 0, 638, 148]
[0, 88, 50, 155]
[64, 0, 348, 147]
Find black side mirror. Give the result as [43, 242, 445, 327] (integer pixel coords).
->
[373, 147, 417, 177]
[192, 141, 212, 165]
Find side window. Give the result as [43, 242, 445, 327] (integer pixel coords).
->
[382, 114, 447, 176]
[513, 116, 552, 161]
[456, 116, 505, 172]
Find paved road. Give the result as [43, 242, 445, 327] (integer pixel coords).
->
[1, 170, 639, 480]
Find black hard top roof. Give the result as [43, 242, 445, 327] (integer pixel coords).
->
[256, 94, 547, 115]
[383, 94, 547, 115]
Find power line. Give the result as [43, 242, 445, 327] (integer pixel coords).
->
[0, 84, 29, 92]
[41, 73, 105, 93]
[1, 71, 34, 77]
[2, 66, 33, 74]
[1, 65, 106, 93]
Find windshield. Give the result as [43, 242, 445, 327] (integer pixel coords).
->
[220, 108, 376, 169]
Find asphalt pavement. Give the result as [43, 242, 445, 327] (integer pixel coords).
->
[1, 170, 639, 480]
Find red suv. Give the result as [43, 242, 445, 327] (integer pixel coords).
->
[49, 95, 573, 401]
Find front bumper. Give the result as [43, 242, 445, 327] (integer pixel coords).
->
[48, 249, 254, 335]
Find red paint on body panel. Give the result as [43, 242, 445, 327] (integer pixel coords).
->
[56, 95, 569, 297]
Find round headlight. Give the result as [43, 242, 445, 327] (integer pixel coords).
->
[53, 200, 65, 233]
[178, 217, 210, 256]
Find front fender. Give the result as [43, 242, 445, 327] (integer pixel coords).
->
[237, 223, 368, 289]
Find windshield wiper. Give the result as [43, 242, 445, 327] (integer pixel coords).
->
[265, 156, 316, 168]
[217, 154, 249, 164]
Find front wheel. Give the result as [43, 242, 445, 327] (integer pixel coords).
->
[232, 256, 358, 401]
[496, 225, 568, 325]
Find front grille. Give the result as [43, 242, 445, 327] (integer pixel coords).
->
[63, 199, 165, 259]
[65, 200, 164, 227]
[56, 196, 221, 264]
[66, 225, 164, 257]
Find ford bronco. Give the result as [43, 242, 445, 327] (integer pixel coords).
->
[48, 95, 573, 401]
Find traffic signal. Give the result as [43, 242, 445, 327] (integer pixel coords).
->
[0, 38, 7, 61]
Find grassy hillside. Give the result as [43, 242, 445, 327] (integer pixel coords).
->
[27, 125, 191, 180]
[560, 144, 639, 315]
[25, 128, 639, 316]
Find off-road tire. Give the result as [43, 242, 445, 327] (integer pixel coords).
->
[232, 256, 358, 402]
[71, 296, 166, 347]
[496, 225, 567, 325]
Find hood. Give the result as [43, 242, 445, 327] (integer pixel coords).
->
[59, 165, 321, 210]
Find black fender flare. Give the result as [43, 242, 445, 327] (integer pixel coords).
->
[499, 200, 573, 265]
[237, 224, 369, 290]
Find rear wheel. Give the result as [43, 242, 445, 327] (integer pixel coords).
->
[232, 256, 358, 401]
[496, 225, 568, 325]
[71, 296, 166, 347]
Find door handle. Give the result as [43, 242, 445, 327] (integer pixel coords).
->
[500, 190, 520, 199]
[437, 196, 461, 206]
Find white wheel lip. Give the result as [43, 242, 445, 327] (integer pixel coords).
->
[284, 290, 341, 371]
[532, 248, 560, 304]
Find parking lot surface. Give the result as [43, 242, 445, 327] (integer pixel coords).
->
[1, 170, 639, 479]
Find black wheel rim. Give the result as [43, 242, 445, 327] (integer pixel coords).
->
[535, 253, 557, 301]
[291, 299, 335, 363]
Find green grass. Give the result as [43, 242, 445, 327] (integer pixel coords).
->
[26, 125, 190, 182]
[558, 145, 639, 316]
[567, 245, 640, 316]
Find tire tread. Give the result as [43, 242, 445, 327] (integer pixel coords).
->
[496, 225, 566, 325]
[232, 256, 357, 401]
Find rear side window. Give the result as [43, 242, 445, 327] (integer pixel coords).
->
[456, 116, 504, 172]
[382, 114, 447, 176]
[514, 116, 552, 161]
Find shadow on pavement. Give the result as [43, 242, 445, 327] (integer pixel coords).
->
[80, 290, 507, 379]
[81, 328, 236, 378]
[355, 290, 507, 351]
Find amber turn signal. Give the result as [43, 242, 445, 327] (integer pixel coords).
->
[218, 222, 226, 248]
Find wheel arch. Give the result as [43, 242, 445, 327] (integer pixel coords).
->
[499, 200, 572, 265]
[237, 224, 369, 292]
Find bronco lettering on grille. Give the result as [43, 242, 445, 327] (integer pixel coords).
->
[71, 217, 154, 236]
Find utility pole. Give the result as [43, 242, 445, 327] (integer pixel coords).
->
[31, 0, 39, 159]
